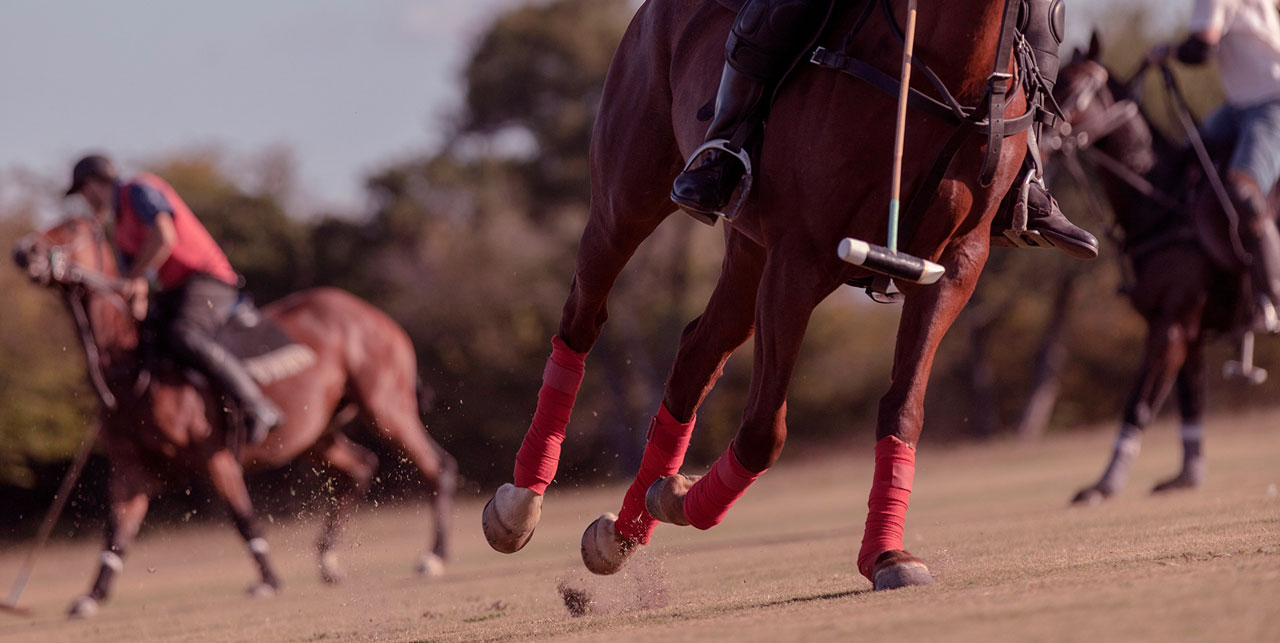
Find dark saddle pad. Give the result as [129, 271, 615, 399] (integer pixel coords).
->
[715, 0, 747, 11]
[214, 299, 315, 385]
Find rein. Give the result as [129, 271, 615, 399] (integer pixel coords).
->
[811, 0, 1053, 267]
[1159, 64, 1250, 262]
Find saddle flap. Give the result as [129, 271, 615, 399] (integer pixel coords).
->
[214, 299, 315, 384]
[715, 0, 747, 12]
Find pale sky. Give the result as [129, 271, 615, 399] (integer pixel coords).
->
[1, 0, 1183, 216]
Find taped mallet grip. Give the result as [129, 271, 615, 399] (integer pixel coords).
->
[838, 238, 945, 285]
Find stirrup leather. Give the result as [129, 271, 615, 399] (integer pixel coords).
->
[679, 138, 754, 221]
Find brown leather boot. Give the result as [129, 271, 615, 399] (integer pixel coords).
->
[993, 163, 1100, 260]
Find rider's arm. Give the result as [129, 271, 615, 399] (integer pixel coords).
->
[1176, 0, 1226, 65]
[126, 213, 177, 280]
[123, 183, 177, 281]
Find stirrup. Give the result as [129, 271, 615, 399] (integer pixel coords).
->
[677, 138, 754, 222]
[1000, 171, 1052, 249]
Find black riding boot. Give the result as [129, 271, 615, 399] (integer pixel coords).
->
[1233, 178, 1280, 333]
[171, 325, 284, 444]
[991, 0, 1098, 259]
[671, 0, 828, 218]
[671, 65, 767, 216]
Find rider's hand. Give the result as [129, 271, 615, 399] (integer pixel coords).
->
[123, 277, 149, 321]
[1146, 44, 1171, 67]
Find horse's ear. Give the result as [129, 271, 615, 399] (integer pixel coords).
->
[1087, 30, 1102, 61]
[1071, 46, 1084, 64]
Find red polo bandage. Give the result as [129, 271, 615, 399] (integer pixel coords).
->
[857, 435, 916, 581]
[615, 404, 695, 543]
[684, 442, 762, 530]
[513, 336, 587, 494]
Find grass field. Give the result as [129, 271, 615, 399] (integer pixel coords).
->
[1, 411, 1277, 642]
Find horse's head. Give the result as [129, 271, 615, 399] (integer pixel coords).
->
[1044, 32, 1134, 158]
[13, 217, 117, 289]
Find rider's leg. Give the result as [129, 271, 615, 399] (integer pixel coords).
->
[164, 275, 283, 442]
[1228, 99, 1280, 332]
[1231, 171, 1280, 331]
[671, 0, 828, 215]
[996, 0, 1099, 260]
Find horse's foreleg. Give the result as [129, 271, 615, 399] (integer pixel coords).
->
[861, 235, 988, 591]
[1072, 319, 1190, 505]
[68, 479, 152, 618]
[206, 449, 280, 595]
[1153, 335, 1207, 493]
[309, 432, 378, 584]
[583, 231, 765, 574]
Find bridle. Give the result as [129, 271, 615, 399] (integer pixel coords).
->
[16, 219, 138, 410]
[1047, 60, 1250, 265]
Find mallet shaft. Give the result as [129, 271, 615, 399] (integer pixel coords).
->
[5, 422, 100, 611]
[888, 0, 920, 253]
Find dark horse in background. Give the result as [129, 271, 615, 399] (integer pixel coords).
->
[483, 0, 1047, 590]
[1048, 37, 1279, 505]
[13, 218, 457, 617]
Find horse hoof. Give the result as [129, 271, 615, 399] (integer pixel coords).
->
[872, 552, 935, 591]
[1070, 486, 1108, 506]
[67, 596, 99, 619]
[319, 550, 344, 585]
[580, 513, 638, 575]
[645, 474, 700, 526]
[416, 553, 445, 578]
[1152, 474, 1201, 494]
[246, 582, 277, 599]
[482, 483, 543, 554]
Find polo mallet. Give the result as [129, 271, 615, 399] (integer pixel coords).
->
[838, 0, 945, 286]
[1224, 331, 1268, 385]
[2, 422, 101, 616]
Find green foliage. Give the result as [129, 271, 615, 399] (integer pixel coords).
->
[8, 0, 1280, 504]
[0, 216, 95, 486]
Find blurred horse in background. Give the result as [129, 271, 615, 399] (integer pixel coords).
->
[13, 217, 457, 617]
[1047, 37, 1279, 504]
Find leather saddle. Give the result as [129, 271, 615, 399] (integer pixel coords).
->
[213, 298, 315, 385]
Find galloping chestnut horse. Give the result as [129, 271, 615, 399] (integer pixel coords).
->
[13, 218, 457, 617]
[483, 0, 1037, 590]
[1048, 42, 1274, 504]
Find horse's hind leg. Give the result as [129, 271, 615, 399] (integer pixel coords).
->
[205, 448, 282, 596]
[1071, 317, 1192, 505]
[485, 17, 683, 553]
[1153, 334, 1207, 493]
[308, 425, 378, 584]
[68, 442, 157, 618]
[582, 229, 765, 574]
[355, 375, 457, 576]
[644, 239, 836, 532]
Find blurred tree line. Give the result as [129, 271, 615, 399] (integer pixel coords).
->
[3, 0, 1277, 537]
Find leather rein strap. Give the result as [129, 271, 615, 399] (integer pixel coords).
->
[812, 0, 1042, 258]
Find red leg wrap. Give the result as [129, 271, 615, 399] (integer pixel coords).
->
[857, 435, 916, 581]
[615, 404, 695, 544]
[683, 442, 762, 530]
[513, 336, 587, 494]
